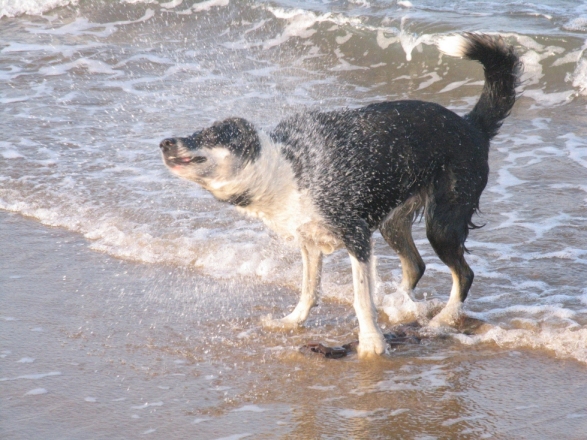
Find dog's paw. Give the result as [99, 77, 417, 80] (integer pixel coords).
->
[429, 302, 463, 328]
[260, 314, 301, 330]
[357, 331, 387, 358]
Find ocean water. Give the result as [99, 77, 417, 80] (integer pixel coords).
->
[2, 0, 587, 437]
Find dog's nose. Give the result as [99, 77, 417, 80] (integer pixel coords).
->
[160, 138, 177, 153]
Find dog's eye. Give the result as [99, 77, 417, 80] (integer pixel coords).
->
[191, 156, 207, 164]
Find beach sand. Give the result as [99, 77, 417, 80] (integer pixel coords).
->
[2, 210, 587, 439]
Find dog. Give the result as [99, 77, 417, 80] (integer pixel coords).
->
[159, 33, 521, 357]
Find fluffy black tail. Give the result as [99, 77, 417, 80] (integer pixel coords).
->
[438, 33, 521, 140]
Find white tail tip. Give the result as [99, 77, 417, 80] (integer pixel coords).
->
[437, 34, 470, 58]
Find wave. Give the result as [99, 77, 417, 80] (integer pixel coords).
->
[3, 0, 587, 366]
[455, 326, 587, 364]
[1, 0, 77, 18]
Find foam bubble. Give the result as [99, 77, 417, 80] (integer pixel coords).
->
[263, 8, 320, 49]
[567, 413, 587, 419]
[380, 287, 442, 323]
[570, 58, 587, 95]
[552, 49, 584, 67]
[417, 72, 442, 90]
[439, 79, 470, 93]
[192, 0, 229, 13]
[563, 17, 587, 32]
[337, 409, 377, 418]
[160, 0, 183, 9]
[330, 48, 369, 71]
[376, 30, 399, 50]
[130, 401, 164, 409]
[523, 89, 574, 107]
[0, 0, 75, 18]
[213, 434, 252, 440]
[28, 9, 155, 37]
[232, 405, 266, 413]
[371, 366, 449, 392]
[519, 50, 545, 87]
[0, 371, 61, 381]
[25, 388, 48, 395]
[442, 415, 487, 427]
[39, 58, 123, 77]
[307, 385, 336, 391]
[0, 145, 24, 159]
[559, 133, 587, 169]
[335, 32, 353, 45]
[396, 20, 435, 61]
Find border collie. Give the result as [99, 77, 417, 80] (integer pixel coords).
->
[160, 33, 521, 357]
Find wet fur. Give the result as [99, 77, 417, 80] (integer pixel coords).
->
[160, 33, 521, 357]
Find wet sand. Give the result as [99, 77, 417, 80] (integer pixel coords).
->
[2, 210, 587, 439]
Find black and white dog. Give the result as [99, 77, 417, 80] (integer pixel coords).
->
[160, 33, 520, 357]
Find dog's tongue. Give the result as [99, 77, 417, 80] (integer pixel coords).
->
[173, 157, 193, 165]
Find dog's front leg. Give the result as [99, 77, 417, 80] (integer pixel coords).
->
[283, 241, 323, 326]
[263, 241, 322, 329]
[342, 221, 387, 357]
[349, 252, 387, 357]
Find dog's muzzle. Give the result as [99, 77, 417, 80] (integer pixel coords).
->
[160, 138, 207, 166]
[160, 138, 177, 154]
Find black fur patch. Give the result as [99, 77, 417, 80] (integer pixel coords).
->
[224, 191, 253, 207]
[175, 118, 261, 166]
[205, 118, 261, 164]
[271, 101, 488, 232]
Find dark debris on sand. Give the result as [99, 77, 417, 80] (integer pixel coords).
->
[299, 323, 423, 359]
[299, 317, 489, 359]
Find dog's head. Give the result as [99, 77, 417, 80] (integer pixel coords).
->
[160, 118, 261, 186]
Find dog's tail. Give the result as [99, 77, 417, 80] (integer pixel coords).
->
[438, 33, 521, 140]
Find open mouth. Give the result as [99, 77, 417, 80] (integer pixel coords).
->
[168, 156, 207, 166]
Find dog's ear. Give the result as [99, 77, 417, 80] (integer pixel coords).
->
[211, 118, 261, 163]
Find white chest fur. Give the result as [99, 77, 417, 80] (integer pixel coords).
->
[234, 134, 317, 242]
[238, 185, 314, 242]
[217, 133, 341, 253]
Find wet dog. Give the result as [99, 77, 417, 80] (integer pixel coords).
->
[160, 33, 520, 357]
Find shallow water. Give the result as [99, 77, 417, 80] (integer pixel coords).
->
[3, 212, 587, 439]
[2, 0, 587, 437]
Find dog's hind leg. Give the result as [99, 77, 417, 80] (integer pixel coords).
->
[263, 241, 323, 329]
[380, 198, 425, 292]
[425, 200, 475, 327]
[342, 219, 387, 357]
